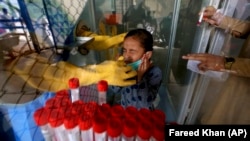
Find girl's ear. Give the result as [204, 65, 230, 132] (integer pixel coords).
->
[145, 51, 153, 58]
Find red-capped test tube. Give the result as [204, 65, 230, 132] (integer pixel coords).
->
[111, 105, 125, 119]
[33, 107, 53, 141]
[68, 77, 80, 102]
[55, 89, 70, 99]
[97, 80, 108, 105]
[93, 114, 108, 141]
[151, 109, 166, 141]
[122, 118, 137, 141]
[48, 108, 66, 141]
[151, 122, 165, 141]
[63, 113, 80, 141]
[136, 108, 153, 141]
[136, 119, 153, 141]
[107, 117, 123, 141]
[79, 113, 94, 141]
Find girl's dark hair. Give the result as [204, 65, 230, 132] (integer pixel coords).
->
[124, 28, 153, 51]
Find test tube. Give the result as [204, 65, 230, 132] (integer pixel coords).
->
[138, 108, 152, 123]
[63, 113, 80, 141]
[45, 97, 57, 109]
[48, 108, 66, 141]
[84, 101, 98, 117]
[125, 106, 138, 120]
[97, 103, 111, 118]
[68, 77, 80, 102]
[151, 122, 165, 141]
[55, 89, 70, 99]
[97, 80, 108, 105]
[71, 100, 84, 115]
[33, 107, 53, 141]
[111, 105, 125, 119]
[122, 118, 137, 141]
[79, 113, 94, 141]
[107, 118, 123, 141]
[197, 7, 205, 26]
[152, 109, 166, 125]
[136, 119, 153, 141]
[93, 114, 108, 141]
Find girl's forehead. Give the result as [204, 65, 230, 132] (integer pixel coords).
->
[123, 37, 142, 47]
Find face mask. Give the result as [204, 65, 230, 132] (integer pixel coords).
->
[127, 59, 142, 70]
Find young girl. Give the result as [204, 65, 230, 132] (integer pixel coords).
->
[110, 28, 162, 110]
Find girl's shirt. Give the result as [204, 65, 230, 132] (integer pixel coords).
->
[110, 66, 162, 110]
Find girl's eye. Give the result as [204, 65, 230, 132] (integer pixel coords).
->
[130, 50, 136, 54]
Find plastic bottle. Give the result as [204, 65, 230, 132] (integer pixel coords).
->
[97, 80, 108, 105]
[68, 77, 80, 102]
[79, 113, 94, 141]
[33, 107, 53, 141]
[107, 118, 123, 141]
[63, 113, 80, 141]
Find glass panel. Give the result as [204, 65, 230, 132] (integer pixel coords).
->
[196, 0, 250, 124]
[89, 0, 176, 123]
[165, 0, 206, 123]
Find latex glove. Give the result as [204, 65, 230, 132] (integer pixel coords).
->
[75, 19, 127, 50]
[57, 59, 137, 87]
[95, 57, 137, 86]
[13, 55, 136, 92]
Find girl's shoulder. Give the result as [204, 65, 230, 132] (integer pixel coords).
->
[148, 65, 162, 74]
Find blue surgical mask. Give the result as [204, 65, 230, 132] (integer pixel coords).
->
[127, 59, 142, 70]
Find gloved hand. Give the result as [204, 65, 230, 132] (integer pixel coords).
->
[74, 19, 127, 51]
[95, 58, 137, 86]
[56, 57, 137, 87]
[12, 55, 137, 92]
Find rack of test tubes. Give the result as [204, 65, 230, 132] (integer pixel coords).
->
[33, 78, 166, 141]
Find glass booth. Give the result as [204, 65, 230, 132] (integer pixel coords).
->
[1, 0, 249, 125]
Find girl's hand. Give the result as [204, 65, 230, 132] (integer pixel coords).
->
[137, 54, 153, 82]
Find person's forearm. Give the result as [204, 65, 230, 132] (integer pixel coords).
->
[231, 58, 250, 77]
[218, 15, 250, 38]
